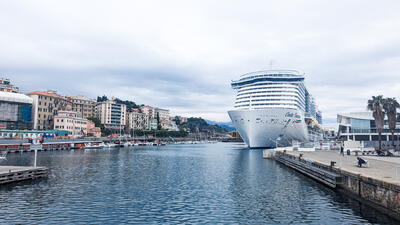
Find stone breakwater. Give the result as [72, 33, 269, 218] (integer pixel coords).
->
[272, 151, 400, 221]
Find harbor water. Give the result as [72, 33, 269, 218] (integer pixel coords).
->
[0, 143, 395, 224]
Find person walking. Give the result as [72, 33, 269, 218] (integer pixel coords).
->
[340, 145, 344, 156]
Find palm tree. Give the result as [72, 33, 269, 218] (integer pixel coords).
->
[367, 95, 385, 151]
[383, 98, 400, 149]
[397, 113, 400, 149]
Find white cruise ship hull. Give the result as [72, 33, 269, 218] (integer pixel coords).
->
[228, 108, 308, 148]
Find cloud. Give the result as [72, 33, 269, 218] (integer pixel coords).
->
[1, 0, 400, 123]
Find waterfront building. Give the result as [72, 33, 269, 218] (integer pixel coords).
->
[95, 99, 126, 131]
[155, 107, 170, 123]
[160, 121, 178, 131]
[228, 130, 244, 142]
[66, 95, 96, 119]
[140, 105, 155, 119]
[0, 78, 19, 93]
[322, 126, 337, 140]
[126, 109, 149, 131]
[54, 110, 88, 137]
[337, 112, 400, 145]
[87, 120, 101, 137]
[28, 91, 72, 130]
[149, 119, 158, 130]
[161, 121, 180, 131]
[0, 91, 33, 130]
[228, 70, 322, 148]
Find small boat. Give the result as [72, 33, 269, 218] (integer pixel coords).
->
[0, 150, 7, 163]
[85, 143, 104, 149]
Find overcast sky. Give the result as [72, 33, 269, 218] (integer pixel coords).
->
[1, 1, 400, 125]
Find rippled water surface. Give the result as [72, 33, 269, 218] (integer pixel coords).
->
[0, 143, 396, 224]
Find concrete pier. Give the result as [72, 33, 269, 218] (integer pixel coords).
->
[273, 150, 400, 220]
[0, 166, 48, 185]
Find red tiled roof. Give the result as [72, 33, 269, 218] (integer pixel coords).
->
[27, 91, 68, 100]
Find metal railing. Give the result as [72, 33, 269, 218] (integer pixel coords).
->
[343, 128, 400, 134]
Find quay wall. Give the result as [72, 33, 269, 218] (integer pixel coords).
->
[339, 171, 400, 219]
[275, 152, 400, 220]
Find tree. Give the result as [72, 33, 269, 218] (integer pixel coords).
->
[179, 117, 227, 134]
[101, 125, 112, 136]
[397, 113, 400, 146]
[97, 95, 108, 102]
[174, 116, 181, 125]
[383, 98, 400, 149]
[368, 95, 386, 151]
[156, 112, 161, 130]
[87, 117, 101, 127]
[114, 98, 140, 111]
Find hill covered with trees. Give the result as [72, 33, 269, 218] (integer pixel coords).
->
[179, 117, 227, 134]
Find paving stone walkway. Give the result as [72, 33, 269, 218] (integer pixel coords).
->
[286, 151, 400, 184]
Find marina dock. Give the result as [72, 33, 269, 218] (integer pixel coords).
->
[0, 166, 48, 185]
[271, 150, 400, 220]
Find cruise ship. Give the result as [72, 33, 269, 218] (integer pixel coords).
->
[227, 70, 322, 148]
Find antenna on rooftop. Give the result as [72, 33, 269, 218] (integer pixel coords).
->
[269, 60, 275, 70]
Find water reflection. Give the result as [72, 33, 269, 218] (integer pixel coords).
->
[0, 143, 396, 224]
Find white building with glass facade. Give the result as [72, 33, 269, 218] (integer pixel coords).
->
[337, 112, 400, 145]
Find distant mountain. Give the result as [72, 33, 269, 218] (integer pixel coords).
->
[205, 120, 235, 132]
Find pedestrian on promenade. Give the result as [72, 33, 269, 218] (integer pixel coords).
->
[340, 145, 344, 156]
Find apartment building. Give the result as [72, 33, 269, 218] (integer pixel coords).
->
[87, 120, 101, 137]
[67, 95, 96, 119]
[126, 109, 149, 131]
[155, 107, 170, 123]
[27, 90, 72, 130]
[149, 119, 158, 130]
[95, 99, 126, 130]
[140, 105, 155, 119]
[54, 110, 88, 137]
